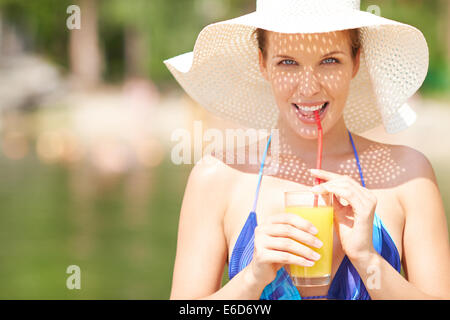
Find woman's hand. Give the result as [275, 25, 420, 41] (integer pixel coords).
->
[309, 168, 378, 260]
[248, 213, 324, 286]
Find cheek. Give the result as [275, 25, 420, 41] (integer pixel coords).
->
[317, 68, 353, 96]
[270, 69, 298, 96]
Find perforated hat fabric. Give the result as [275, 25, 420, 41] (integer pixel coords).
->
[163, 0, 429, 134]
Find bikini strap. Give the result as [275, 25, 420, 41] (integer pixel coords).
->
[348, 130, 387, 245]
[251, 134, 272, 213]
[348, 130, 366, 187]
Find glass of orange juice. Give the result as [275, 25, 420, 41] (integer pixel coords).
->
[284, 189, 334, 286]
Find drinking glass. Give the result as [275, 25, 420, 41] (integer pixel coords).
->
[284, 189, 334, 286]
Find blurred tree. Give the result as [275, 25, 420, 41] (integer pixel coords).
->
[0, 0, 71, 66]
[445, 0, 450, 62]
[100, 0, 152, 80]
[69, 0, 102, 87]
[124, 26, 148, 78]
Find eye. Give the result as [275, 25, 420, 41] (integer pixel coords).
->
[279, 59, 297, 66]
[322, 57, 339, 65]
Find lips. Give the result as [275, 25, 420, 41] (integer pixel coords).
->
[294, 102, 328, 117]
[292, 102, 329, 124]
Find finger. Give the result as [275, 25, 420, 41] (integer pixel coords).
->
[311, 181, 349, 208]
[313, 179, 364, 202]
[259, 248, 315, 267]
[263, 236, 321, 262]
[337, 196, 350, 207]
[265, 223, 323, 249]
[323, 179, 375, 211]
[314, 182, 363, 212]
[310, 169, 362, 190]
[309, 168, 343, 181]
[266, 213, 319, 235]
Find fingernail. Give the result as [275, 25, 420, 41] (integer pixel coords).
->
[305, 260, 315, 267]
[315, 240, 323, 248]
[310, 226, 319, 234]
[312, 252, 321, 261]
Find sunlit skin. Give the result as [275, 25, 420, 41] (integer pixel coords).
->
[170, 30, 450, 300]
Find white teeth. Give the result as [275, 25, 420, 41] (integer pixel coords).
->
[295, 103, 326, 112]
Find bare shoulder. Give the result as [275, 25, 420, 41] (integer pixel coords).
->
[388, 144, 436, 181]
[186, 134, 266, 206]
[392, 145, 438, 195]
[369, 141, 440, 213]
[183, 154, 238, 218]
[187, 154, 236, 195]
[189, 154, 233, 182]
[355, 135, 436, 185]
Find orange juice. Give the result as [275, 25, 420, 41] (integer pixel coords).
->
[285, 206, 333, 282]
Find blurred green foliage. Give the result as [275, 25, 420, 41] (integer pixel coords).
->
[0, 0, 71, 67]
[0, 0, 447, 92]
[0, 154, 191, 299]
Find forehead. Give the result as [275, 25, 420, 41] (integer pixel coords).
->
[266, 31, 350, 55]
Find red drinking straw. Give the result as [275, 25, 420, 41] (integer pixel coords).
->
[313, 110, 323, 207]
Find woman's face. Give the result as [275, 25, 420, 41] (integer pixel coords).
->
[258, 31, 360, 139]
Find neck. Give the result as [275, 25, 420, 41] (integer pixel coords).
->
[273, 116, 354, 163]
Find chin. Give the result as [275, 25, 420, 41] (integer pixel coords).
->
[296, 127, 326, 140]
[284, 115, 329, 140]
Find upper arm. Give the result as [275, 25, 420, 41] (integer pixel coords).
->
[398, 148, 450, 298]
[170, 155, 230, 299]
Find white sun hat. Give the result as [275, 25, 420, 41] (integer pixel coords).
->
[163, 0, 429, 134]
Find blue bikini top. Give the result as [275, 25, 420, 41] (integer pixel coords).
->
[228, 131, 401, 300]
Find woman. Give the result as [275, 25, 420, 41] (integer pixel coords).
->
[164, 0, 450, 300]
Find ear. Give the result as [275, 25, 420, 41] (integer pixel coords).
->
[258, 49, 269, 81]
[352, 48, 361, 79]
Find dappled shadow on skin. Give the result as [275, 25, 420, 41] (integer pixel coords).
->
[211, 135, 409, 190]
[207, 29, 412, 190]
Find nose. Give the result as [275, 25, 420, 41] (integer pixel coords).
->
[296, 69, 321, 97]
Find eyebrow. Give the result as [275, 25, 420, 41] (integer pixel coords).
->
[272, 51, 346, 60]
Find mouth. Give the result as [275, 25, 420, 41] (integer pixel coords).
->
[292, 102, 329, 124]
